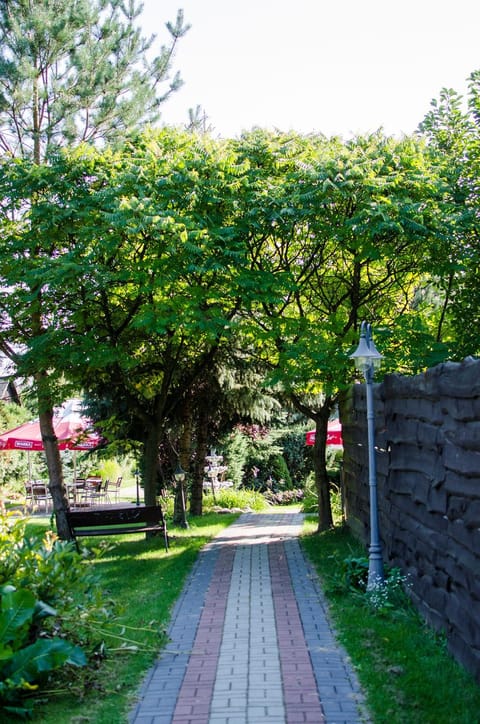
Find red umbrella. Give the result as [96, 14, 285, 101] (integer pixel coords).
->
[305, 419, 343, 447]
[0, 399, 102, 451]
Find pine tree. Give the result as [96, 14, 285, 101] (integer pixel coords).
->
[0, 0, 189, 161]
[0, 0, 189, 538]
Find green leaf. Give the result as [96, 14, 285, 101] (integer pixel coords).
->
[0, 590, 36, 644]
[5, 638, 86, 685]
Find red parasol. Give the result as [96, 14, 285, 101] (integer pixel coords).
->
[0, 399, 102, 452]
[305, 419, 343, 447]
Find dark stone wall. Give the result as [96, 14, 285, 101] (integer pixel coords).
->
[340, 357, 480, 683]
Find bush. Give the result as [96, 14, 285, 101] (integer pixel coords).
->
[220, 424, 313, 493]
[342, 555, 370, 591]
[301, 472, 343, 521]
[276, 429, 313, 486]
[269, 454, 293, 489]
[0, 513, 116, 717]
[301, 472, 317, 513]
[263, 489, 304, 505]
[202, 488, 267, 512]
[325, 446, 343, 485]
[220, 430, 249, 486]
[0, 585, 86, 719]
[243, 449, 293, 492]
[341, 555, 411, 614]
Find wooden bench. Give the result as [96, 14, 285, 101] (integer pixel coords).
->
[66, 505, 169, 551]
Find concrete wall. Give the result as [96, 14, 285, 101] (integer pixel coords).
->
[340, 357, 480, 683]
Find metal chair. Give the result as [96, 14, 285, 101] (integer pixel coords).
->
[101, 479, 111, 505]
[81, 477, 103, 506]
[25, 482, 35, 511]
[112, 476, 123, 503]
[25, 481, 52, 513]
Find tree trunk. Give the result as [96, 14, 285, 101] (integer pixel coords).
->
[190, 407, 209, 516]
[290, 393, 335, 532]
[173, 400, 193, 525]
[312, 411, 333, 532]
[36, 375, 71, 540]
[143, 424, 161, 507]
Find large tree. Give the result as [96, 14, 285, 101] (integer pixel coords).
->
[231, 129, 441, 530]
[0, 122, 447, 535]
[417, 70, 480, 358]
[0, 129, 284, 519]
[0, 0, 188, 537]
[0, 0, 189, 161]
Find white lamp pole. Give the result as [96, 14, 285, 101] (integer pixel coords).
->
[350, 321, 385, 589]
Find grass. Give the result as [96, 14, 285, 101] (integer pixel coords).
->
[301, 518, 480, 724]
[23, 512, 239, 724]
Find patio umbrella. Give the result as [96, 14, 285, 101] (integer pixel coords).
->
[305, 419, 343, 447]
[0, 399, 102, 478]
[0, 399, 101, 451]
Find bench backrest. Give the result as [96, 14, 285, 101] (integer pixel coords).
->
[67, 505, 164, 529]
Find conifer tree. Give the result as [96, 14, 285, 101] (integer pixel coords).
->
[0, 0, 189, 538]
[0, 0, 189, 161]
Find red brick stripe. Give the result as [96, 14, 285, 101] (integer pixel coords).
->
[269, 542, 326, 724]
[172, 546, 235, 724]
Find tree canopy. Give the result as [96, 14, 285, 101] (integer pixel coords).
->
[228, 129, 442, 527]
[0, 129, 288, 505]
[2, 64, 480, 530]
[417, 71, 480, 359]
[0, 122, 459, 528]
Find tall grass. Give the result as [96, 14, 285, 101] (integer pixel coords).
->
[202, 487, 267, 511]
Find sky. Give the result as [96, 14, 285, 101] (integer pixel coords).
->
[140, 0, 480, 139]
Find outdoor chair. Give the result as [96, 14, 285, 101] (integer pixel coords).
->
[80, 476, 103, 506]
[25, 481, 52, 513]
[25, 482, 35, 510]
[101, 479, 111, 505]
[67, 478, 86, 506]
[112, 476, 123, 503]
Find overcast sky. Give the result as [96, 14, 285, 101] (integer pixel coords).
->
[140, 0, 480, 138]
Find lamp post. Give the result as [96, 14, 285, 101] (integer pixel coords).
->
[173, 462, 189, 529]
[134, 468, 140, 506]
[350, 321, 385, 590]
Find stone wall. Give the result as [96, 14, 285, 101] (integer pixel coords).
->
[340, 357, 480, 683]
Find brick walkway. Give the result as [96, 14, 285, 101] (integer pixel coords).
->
[129, 512, 370, 724]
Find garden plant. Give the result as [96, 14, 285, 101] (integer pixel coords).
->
[1, 511, 238, 721]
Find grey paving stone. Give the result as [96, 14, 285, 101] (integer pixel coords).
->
[130, 513, 371, 724]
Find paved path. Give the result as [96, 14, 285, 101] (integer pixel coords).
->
[129, 512, 370, 724]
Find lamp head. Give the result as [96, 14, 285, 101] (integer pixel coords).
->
[350, 322, 383, 373]
[174, 462, 186, 483]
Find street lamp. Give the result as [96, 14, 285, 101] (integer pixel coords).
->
[134, 468, 140, 506]
[173, 462, 189, 529]
[350, 321, 385, 590]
